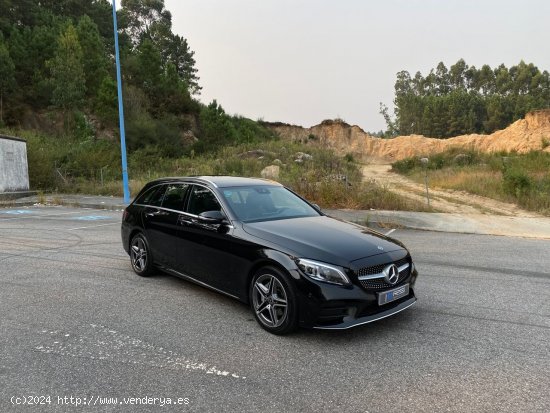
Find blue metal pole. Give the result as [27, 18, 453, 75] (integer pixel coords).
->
[112, 0, 130, 204]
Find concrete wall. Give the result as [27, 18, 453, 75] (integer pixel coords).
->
[0, 135, 30, 192]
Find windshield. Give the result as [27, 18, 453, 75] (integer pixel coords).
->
[221, 185, 320, 223]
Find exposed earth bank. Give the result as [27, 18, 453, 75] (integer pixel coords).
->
[265, 109, 550, 162]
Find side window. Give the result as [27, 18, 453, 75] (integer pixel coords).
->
[161, 184, 189, 211]
[148, 185, 167, 207]
[136, 185, 166, 206]
[187, 186, 221, 215]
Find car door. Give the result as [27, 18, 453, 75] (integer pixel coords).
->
[143, 183, 189, 267]
[175, 185, 240, 295]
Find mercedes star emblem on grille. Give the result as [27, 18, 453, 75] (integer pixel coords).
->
[383, 264, 400, 285]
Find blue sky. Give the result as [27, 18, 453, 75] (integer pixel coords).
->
[164, 0, 550, 131]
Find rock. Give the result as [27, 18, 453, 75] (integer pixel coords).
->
[238, 149, 275, 159]
[453, 153, 470, 164]
[238, 149, 265, 159]
[261, 165, 280, 180]
[181, 130, 198, 145]
[294, 152, 313, 162]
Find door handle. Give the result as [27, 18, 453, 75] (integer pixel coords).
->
[177, 215, 189, 226]
[145, 209, 168, 217]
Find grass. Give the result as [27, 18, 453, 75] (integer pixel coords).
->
[3, 128, 430, 212]
[392, 149, 550, 215]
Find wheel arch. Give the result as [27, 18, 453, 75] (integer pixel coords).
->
[244, 250, 299, 304]
[128, 228, 143, 251]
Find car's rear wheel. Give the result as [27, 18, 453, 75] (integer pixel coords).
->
[250, 266, 298, 335]
[130, 233, 154, 277]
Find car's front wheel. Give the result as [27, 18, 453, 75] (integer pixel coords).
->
[130, 233, 154, 277]
[250, 266, 298, 335]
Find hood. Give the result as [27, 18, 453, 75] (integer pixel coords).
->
[242, 216, 405, 267]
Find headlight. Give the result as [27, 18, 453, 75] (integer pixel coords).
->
[296, 259, 350, 286]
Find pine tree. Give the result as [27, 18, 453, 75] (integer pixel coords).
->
[76, 15, 109, 98]
[0, 35, 15, 123]
[48, 25, 86, 117]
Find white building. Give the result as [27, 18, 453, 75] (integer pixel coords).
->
[0, 134, 30, 193]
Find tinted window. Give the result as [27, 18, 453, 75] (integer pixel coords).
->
[222, 186, 319, 222]
[187, 186, 222, 215]
[161, 184, 189, 211]
[135, 185, 166, 206]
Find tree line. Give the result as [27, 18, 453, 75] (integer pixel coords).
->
[0, 0, 271, 155]
[381, 59, 550, 138]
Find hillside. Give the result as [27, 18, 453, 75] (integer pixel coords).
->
[265, 109, 550, 162]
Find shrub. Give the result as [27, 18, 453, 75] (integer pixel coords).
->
[502, 168, 533, 197]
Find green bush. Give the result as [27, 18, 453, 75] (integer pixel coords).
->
[125, 114, 184, 156]
[502, 168, 533, 196]
[392, 149, 487, 174]
[195, 101, 276, 153]
[344, 153, 354, 162]
[391, 157, 420, 174]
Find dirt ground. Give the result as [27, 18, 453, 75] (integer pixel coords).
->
[361, 163, 542, 218]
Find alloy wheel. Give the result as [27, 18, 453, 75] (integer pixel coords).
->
[131, 236, 148, 273]
[252, 274, 288, 328]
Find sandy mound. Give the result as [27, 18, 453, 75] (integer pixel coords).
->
[266, 109, 550, 162]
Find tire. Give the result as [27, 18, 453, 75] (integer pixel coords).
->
[129, 233, 155, 277]
[249, 266, 298, 335]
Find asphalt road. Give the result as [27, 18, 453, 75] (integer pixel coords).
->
[1, 206, 549, 412]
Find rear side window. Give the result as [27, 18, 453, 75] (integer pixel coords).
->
[161, 184, 189, 211]
[135, 185, 166, 206]
[186, 185, 222, 215]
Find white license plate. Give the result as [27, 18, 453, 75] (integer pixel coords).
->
[378, 283, 409, 305]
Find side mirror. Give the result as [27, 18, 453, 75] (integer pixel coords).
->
[311, 203, 321, 211]
[198, 210, 226, 224]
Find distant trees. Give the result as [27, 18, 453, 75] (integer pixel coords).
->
[383, 59, 550, 138]
[0, 0, 274, 155]
[120, 0, 201, 94]
[0, 0, 201, 134]
[0, 34, 15, 123]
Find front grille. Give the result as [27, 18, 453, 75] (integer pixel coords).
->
[356, 257, 410, 290]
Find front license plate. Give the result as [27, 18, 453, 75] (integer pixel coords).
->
[378, 283, 409, 305]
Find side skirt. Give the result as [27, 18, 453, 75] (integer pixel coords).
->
[158, 265, 242, 301]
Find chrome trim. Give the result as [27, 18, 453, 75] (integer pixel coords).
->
[398, 262, 410, 273]
[313, 300, 416, 330]
[357, 262, 410, 281]
[162, 267, 240, 300]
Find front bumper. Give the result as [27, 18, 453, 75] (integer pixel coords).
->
[293, 267, 418, 329]
[312, 296, 416, 330]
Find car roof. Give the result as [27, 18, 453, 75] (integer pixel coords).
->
[144, 176, 282, 188]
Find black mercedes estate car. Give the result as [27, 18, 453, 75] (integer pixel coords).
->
[121, 176, 418, 334]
